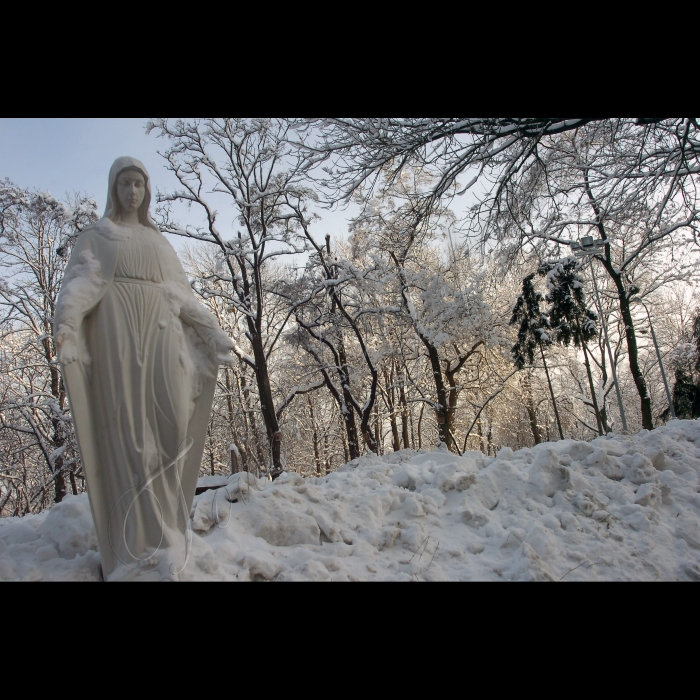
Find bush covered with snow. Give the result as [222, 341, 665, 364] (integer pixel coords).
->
[3, 420, 700, 581]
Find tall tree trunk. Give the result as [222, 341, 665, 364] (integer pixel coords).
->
[585, 174, 652, 430]
[51, 422, 67, 504]
[337, 335, 362, 459]
[69, 470, 78, 496]
[224, 368, 248, 472]
[54, 471, 67, 504]
[48, 347, 67, 502]
[339, 410, 350, 463]
[374, 406, 381, 455]
[249, 333, 282, 477]
[417, 403, 424, 449]
[445, 368, 460, 451]
[539, 345, 564, 440]
[362, 396, 380, 455]
[392, 254, 456, 451]
[582, 342, 605, 435]
[522, 372, 542, 445]
[223, 368, 242, 458]
[399, 375, 411, 449]
[385, 368, 401, 451]
[238, 370, 263, 471]
[604, 262, 653, 430]
[424, 340, 455, 450]
[308, 396, 322, 475]
[51, 411, 67, 503]
[323, 433, 331, 475]
[597, 341, 611, 432]
[389, 415, 401, 451]
[207, 423, 216, 475]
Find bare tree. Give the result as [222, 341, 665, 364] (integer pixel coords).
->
[148, 118, 316, 478]
[346, 172, 505, 452]
[0, 181, 97, 511]
[293, 118, 697, 222]
[285, 233, 380, 457]
[479, 121, 700, 429]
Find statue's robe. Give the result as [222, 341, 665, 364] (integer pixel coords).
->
[55, 217, 229, 581]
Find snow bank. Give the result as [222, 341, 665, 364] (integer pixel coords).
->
[3, 420, 700, 581]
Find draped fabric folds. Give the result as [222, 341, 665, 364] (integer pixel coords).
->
[55, 158, 231, 581]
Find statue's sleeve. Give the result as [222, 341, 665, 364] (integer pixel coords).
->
[159, 241, 233, 356]
[54, 231, 110, 365]
[178, 281, 234, 355]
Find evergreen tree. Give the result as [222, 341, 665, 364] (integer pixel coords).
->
[672, 367, 697, 419]
[540, 259, 598, 347]
[539, 258, 606, 434]
[666, 310, 700, 420]
[510, 273, 564, 440]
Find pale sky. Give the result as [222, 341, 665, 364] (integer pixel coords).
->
[0, 118, 357, 250]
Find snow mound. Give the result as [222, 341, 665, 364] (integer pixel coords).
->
[3, 420, 700, 581]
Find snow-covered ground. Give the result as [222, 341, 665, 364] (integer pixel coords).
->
[3, 420, 700, 582]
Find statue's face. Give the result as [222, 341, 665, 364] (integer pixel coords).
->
[116, 170, 146, 214]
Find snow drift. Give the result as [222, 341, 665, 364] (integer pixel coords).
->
[2, 419, 700, 581]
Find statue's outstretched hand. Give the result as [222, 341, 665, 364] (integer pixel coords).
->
[207, 334, 236, 366]
[219, 336, 237, 366]
[217, 352, 236, 366]
[55, 326, 79, 365]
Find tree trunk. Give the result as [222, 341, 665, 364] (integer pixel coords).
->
[424, 340, 455, 450]
[540, 345, 564, 440]
[337, 335, 362, 459]
[604, 261, 653, 430]
[230, 446, 240, 474]
[308, 395, 322, 475]
[389, 415, 401, 451]
[49, 350, 67, 503]
[362, 395, 380, 455]
[522, 372, 542, 445]
[417, 403, 424, 449]
[374, 407, 381, 455]
[399, 376, 411, 449]
[69, 469, 78, 496]
[339, 410, 350, 463]
[207, 423, 216, 475]
[54, 471, 67, 504]
[392, 255, 456, 451]
[224, 368, 248, 472]
[445, 368, 460, 451]
[385, 368, 401, 452]
[323, 433, 331, 475]
[238, 370, 263, 471]
[51, 416, 67, 504]
[582, 342, 605, 435]
[598, 347, 611, 432]
[585, 177, 652, 430]
[249, 333, 282, 477]
[223, 367, 246, 469]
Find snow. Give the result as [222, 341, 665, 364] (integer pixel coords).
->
[3, 420, 700, 581]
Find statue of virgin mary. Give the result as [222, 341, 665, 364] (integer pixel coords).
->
[55, 156, 233, 581]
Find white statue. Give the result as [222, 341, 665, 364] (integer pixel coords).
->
[55, 156, 234, 581]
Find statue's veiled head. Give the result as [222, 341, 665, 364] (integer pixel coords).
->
[104, 156, 158, 230]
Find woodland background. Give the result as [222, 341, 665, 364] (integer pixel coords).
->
[2, 117, 699, 517]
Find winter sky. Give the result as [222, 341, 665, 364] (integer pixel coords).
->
[0, 118, 357, 246]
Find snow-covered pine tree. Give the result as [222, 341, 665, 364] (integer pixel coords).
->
[510, 273, 564, 440]
[540, 258, 606, 434]
[669, 310, 700, 419]
[672, 367, 697, 419]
